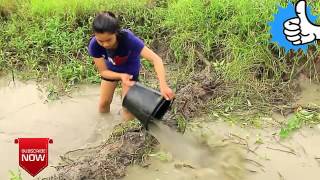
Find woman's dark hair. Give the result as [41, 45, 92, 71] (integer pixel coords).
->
[92, 11, 120, 34]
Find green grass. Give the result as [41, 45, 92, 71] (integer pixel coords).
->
[149, 150, 173, 162]
[280, 107, 320, 139]
[0, 0, 320, 121]
[0, 0, 18, 19]
[1, 0, 318, 85]
[163, 0, 311, 82]
[0, 0, 153, 94]
[8, 169, 22, 180]
[111, 120, 142, 137]
[29, 0, 99, 15]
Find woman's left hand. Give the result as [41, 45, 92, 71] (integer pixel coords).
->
[160, 83, 175, 100]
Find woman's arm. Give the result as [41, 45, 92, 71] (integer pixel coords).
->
[140, 46, 175, 100]
[93, 58, 134, 86]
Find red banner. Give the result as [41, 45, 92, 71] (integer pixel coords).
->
[15, 138, 53, 177]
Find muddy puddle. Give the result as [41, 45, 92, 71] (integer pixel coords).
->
[123, 121, 245, 180]
[123, 76, 320, 180]
[296, 75, 320, 106]
[0, 77, 121, 179]
[123, 119, 320, 180]
[1, 73, 318, 180]
[212, 121, 320, 180]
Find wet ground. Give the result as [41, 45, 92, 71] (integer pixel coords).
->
[0, 77, 121, 179]
[123, 121, 320, 180]
[296, 75, 320, 106]
[123, 121, 245, 180]
[0, 74, 319, 180]
[122, 75, 320, 180]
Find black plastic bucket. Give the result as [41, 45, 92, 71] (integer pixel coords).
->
[122, 82, 173, 129]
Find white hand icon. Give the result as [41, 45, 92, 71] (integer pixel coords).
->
[283, 0, 320, 45]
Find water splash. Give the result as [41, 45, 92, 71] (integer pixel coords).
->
[148, 121, 209, 166]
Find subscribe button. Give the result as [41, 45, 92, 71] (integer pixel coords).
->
[15, 138, 53, 177]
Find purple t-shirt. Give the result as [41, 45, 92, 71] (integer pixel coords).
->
[88, 29, 144, 77]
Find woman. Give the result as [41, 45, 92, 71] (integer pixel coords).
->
[88, 11, 175, 121]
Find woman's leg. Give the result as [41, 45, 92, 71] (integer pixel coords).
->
[99, 80, 118, 113]
[121, 82, 136, 121]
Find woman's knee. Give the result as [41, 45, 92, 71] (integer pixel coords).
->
[99, 98, 113, 113]
[100, 97, 112, 107]
[99, 80, 117, 111]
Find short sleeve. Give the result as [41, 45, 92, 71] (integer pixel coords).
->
[88, 37, 105, 58]
[127, 30, 145, 55]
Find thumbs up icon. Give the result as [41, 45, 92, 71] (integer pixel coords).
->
[283, 0, 320, 45]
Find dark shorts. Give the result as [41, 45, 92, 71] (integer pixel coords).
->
[100, 75, 139, 82]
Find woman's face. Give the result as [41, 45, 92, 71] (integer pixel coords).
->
[95, 32, 117, 49]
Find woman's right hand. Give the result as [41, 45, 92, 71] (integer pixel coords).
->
[120, 74, 135, 87]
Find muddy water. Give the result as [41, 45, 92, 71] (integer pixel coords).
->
[254, 75, 320, 180]
[0, 77, 121, 179]
[206, 120, 320, 180]
[123, 121, 245, 180]
[296, 75, 320, 106]
[124, 120, 320, 180]
[123, 77, 320, 180]
[147, 122, 213, 167]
